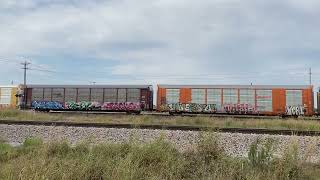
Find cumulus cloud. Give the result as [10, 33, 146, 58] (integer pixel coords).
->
[0, 0, 319, 89]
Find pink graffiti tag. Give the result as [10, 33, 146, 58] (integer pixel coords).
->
[223, 104, 257, 114]
[101, 102, 141, 111]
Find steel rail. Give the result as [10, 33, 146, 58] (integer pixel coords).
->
[0, 120, 320, 136]
[48, 110, 320, 121]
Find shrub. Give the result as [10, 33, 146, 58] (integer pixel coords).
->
[248, 139, 274, 170]
[273, 143, 302, 180]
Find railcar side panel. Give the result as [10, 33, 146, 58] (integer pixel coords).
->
[141, 89, 152, 110]
[302, 89, 313, 116]
[0, 86, 18, 108]
[180, 88, 191, 104]
[27, 85, 153, 111]
[10, 87, 18, 107]
[272, 89, 284, 115]
[157, 87, 166, 111]
[26, 88, 33, 107]
[157, 85, 314, 116]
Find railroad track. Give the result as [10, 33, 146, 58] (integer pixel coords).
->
[48, 110, 320, 121]
[1, 119, 320, 136]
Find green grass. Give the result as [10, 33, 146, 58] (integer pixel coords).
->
[1, 109, 320, 131]
[0, 136, 320, 180]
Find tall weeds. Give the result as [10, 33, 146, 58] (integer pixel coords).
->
[0, 136, 319, 180]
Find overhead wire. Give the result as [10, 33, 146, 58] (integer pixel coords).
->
[0, 58, 316, 85]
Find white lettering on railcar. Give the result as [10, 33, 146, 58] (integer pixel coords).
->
[286, 105, 305, 116]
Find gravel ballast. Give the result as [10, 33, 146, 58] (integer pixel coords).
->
[1, 124, 320, 162]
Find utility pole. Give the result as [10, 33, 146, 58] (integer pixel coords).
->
[309, 68, 312, 85]
[21, 60, 30, 109]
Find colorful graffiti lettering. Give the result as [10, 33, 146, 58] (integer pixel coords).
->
[32, 101, 142, 111]
[159, 104, 168, 112]
[65, 101, 102, 110]
[32, 101, 64, 110]
[286, 106, 305, 116]
[101, 102, 141, 111]
[63, 101, 141, 111]
[163, 103, 217, 113]
[162, 103, 257, 114]
[223, 104, 257, 114]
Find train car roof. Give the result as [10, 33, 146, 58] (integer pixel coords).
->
[158, 84, 313, 89]
[26, 84, 153, 89]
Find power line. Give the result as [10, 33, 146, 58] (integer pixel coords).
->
[28, 68, 56, 73]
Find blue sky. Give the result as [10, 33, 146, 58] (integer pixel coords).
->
[0, 0, 320, 94]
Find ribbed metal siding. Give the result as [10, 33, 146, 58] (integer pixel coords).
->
[43, 88, 52, 101]
[91, 88, 104, 103]
[65, 88, 77, 102]
[117, 89, 126, 102]
[127, 89, 140, 102]
[78, 88, 90, 102]
[31, 88, 43, 101]
[52, 88, 64, 102]
[256, 90, 272, 112]
[0, 88, 12, 105]
[223, 89, 238, 104]
[207, 89, 222, 107]
[286, 90, 302, 106]
[166, 89, 180, 104]
[240, 89, 255, 105]
[191, 89, 205, 104]
[104, 89, 117, 102]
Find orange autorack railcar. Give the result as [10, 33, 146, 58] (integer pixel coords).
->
[157, 85, 314, 116]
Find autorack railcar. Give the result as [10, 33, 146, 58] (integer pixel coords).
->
[0, 85, 19, 108]
[24, 85, 153, 112]
[157, 85, 314, 116]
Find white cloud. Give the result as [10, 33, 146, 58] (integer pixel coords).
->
[0, 0, 319, 89]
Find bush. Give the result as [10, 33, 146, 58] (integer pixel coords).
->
[273, 143, 302, 180]
[248, 139, 274, 170]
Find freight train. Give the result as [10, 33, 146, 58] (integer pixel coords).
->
[0, 84, 318, 116]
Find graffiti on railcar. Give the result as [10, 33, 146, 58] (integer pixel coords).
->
[101, 102, 141, 111]
[63, 101, 142, 111]
[32, 101, 64, 110]
[286, 105, 305, 116]
[161, 103, 258, 114]
[223, 104, 257, 114]
[65, 101, 100, 110]
[163, 103, 218, 113]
